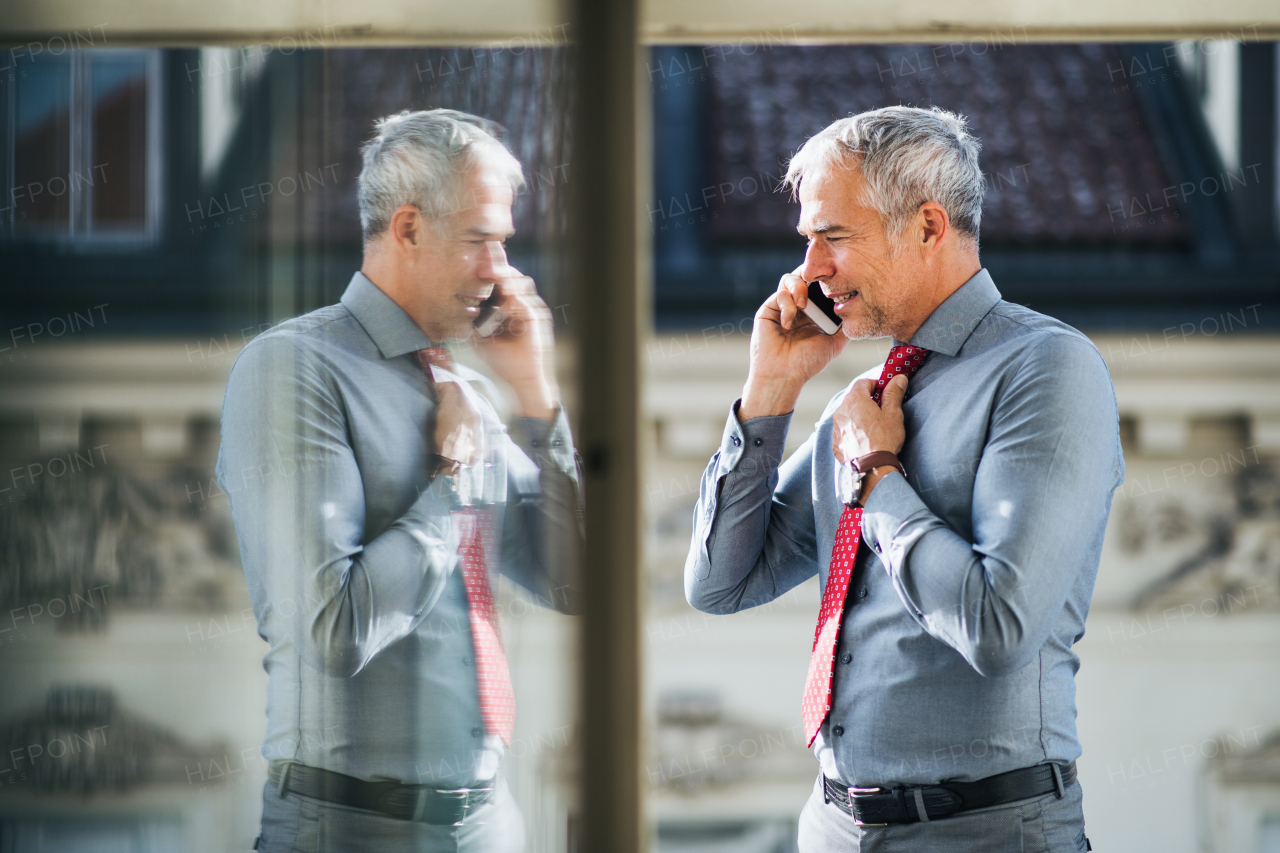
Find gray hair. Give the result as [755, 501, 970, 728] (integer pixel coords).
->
[357, 109, 525, 241]
[784, 106, 983, 249]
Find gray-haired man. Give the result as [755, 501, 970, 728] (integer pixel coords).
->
[218, 109, 580, 852]
[685, 106, 1121, 851]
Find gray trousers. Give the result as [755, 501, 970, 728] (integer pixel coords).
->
[255, 779, 525, 853]
[797, 774, 1089, 853]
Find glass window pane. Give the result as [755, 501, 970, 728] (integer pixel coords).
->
[647, 39, 1280, 852]
[89, 54, 150, 229]
[13, 52, 72, 231]
[0, 46, 580, 853]
[0, 815, 183, 853]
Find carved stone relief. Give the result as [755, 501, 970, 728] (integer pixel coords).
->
[0, 454, 245, 629]
[1115, 459, 1280, 611]
[0, 686, 225, 794]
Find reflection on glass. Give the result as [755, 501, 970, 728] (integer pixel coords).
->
[14, 53, 72, 228]
[218, 111, 582, 852]
[90, 56, 149, 229]
[4, 50, 155, 241]
[0, 47, 579, 853]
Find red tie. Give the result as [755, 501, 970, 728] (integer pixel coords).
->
[416, 347, 517, 745]
[801, 345, 929, 747]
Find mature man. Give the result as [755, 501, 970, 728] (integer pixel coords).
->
[218, 109, 580, 852]
[685, 106, 1122, 851]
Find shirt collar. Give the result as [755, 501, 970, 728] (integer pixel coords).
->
[897, 267, 1002, 357]
[340, 271, 435, 359]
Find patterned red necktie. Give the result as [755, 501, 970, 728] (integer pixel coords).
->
[416, 347, 517, 744]
[801, 345, 929, 747]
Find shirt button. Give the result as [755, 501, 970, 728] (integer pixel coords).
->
[859, 588, 868, 599]
[833, 726, 845, 736]
[753, 437, 763, 447]
[841, 653, 852, 664]
[471, 728, 483, 738]
[731, 436, 741, 447]
[463, 656, 472, 665]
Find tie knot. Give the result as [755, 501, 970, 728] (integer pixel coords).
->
[416, 347, 453, 374]
[872, 345, 930, 404]
[887, 344, 928, 365]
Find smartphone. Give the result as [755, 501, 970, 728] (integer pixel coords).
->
[473, 290, 506, 337]
[801, 281, 842, 335]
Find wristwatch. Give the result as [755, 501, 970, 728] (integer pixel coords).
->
[837, 451, 906, 508]
[425, 453, 465, 483]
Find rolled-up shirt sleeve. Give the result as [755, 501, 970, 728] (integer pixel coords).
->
[218, 335, 462, 679]
[860, 333, 1125, 678]
[684, 400, 820, 615]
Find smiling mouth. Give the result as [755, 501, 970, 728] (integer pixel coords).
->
[826, 291, 859, 311]
[458, 293, 490, 313]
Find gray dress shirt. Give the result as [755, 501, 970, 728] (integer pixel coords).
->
[217, 272, 580, 787]
[685, 269, 1124, 787]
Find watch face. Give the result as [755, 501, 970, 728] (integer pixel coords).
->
[838, 460, 861, 506]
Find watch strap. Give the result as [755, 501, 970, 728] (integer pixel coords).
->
[425, 453, 465, 482]
[853, 450, 905, 478]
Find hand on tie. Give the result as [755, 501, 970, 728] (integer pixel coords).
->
[832, 373, 909, 465]
[802, 344, 929, 745]
[433, 380, 482, 469]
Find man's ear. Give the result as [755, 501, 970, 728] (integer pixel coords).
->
[388, 204, 423, 257]
[917, 202, 949, 255]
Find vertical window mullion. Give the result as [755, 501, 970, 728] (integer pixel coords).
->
[70, 50, 89, 238]
[2, 71, 13, 240]
[145, 49, 162, 243]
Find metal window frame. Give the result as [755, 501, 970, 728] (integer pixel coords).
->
[79, 47, 164, 246]
[1, 47, 162, 246]
[5, 3, 1279, 852]
[3, 3, 1280, 44]
[572, 3, 645, 850]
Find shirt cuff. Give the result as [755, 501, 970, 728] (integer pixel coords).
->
[417, 465, 466, 513]
[855, 471, 926, 563]
[511, 404, 575, 474]
[716, 398, 791, 477]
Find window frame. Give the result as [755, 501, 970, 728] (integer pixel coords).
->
[1, 47, 163, 247]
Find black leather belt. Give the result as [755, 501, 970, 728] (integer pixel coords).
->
[267, 761, 493, 826]
[823, 760, 1076, 826]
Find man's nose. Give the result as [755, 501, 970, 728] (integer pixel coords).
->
[482, 241, 511, 278]
[800, 242, 834, 283]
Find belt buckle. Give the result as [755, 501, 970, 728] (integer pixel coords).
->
[848, 786, 889, 827]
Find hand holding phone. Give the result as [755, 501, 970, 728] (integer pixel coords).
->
[800, 280, 842, 335]
[473, 289, 507, 337]
[739, 264, 850, 420]
[469, 274, 560, 420]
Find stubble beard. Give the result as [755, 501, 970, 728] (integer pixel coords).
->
[839, 233, 917, 341]
[841, 298, 892, 341]
[437, 289, 482, 342]
[442, 317, 475, 343]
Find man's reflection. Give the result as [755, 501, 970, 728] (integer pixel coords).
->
[217, 108, 581, 852]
